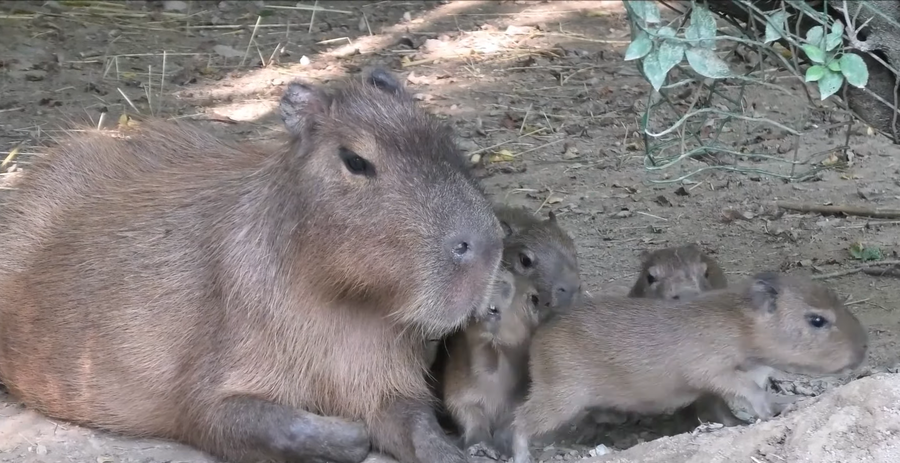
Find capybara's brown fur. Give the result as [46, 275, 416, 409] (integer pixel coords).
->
[0, 69, 504, 463]
[441, 269, 540, 456]
[511, 272, 869, 463]
[625, 243, 744, 426]
[628, 243, 728, 300]
[495, 205, 580, 317]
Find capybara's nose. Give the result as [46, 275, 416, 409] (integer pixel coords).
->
[553, 282, 579, 309]
[447, 231, 501, 266]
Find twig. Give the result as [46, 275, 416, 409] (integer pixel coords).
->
[241, 16, 262, 67]
[811, 260, 900, 280]
[862, 266, 900, 277]
[466, 128, 548, 156]
[775, 202, 900, 219]
[117, 87, 141, 114]
[308, 0, 319, 34]
[535, 187, 555, 214]
[635, 211, 669, 221]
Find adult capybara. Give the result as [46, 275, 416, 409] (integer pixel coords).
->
[0, 69, 504, 463]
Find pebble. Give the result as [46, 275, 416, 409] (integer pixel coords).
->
[162, 0, 188, 11]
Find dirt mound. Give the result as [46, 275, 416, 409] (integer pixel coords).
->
[582, 373, 900, 463]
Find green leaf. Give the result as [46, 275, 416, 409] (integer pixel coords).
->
[657, 40, 686, 78]
[817, 68, 845, 100]
[825, 20, 844, 51]
[657, 25, 677, 38]
[627, 0, 661, 24]
[806, 25, 825, 48]
[625, 31, 653, 61]
[764, 11, 788, 44]
[828, 60, 842, 72]
[805, 65, 826, 82]
[641, 49, 668, 91]
[684, 48, 732, 79]
[839, 53, 869, 87]
[685, 4, 717, 49]
[801, 44, 826, 64]
[849, 242, 884, 262]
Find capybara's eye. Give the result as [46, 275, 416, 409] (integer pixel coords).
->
[338, 147, 373, 176]
[488, 305, 499, 315]
[646, 274, 656, 285]
[806, 314, 829, 329]
[519, 252, 533, 268]
[530, 294, 539, 306]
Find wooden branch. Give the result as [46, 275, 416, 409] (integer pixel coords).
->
[775, 201, 900, 219]
[811, 260, 900, 280]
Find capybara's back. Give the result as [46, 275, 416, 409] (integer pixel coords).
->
[0, 69, 504, 463]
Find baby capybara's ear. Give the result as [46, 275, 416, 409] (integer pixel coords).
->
[365, 68, 406, 96]
[749, 271, 781, 313]
[280, 81, 331, 137]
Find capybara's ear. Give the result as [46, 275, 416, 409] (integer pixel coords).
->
[749, 271, 780, 313]
[280, 81, 330, 136]
[547, 211, 557, 223]
[366, 68, 405, 96]
[499, 218, 516, 238]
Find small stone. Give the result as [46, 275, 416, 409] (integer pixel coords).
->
[358, 16, 367, 32]
[162, 0, 188, 11]
[402, 11, 412, 22]
[24, 70, 47, 81]
[588, 444, 612, 457]
[299, 55, 310, 66]
[35, 445, 48, 455]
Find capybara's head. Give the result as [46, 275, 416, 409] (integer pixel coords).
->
[499, 210, 580, 312]
[631, 244, 723, 301]
[478, 269, 540, 348]
[279, 68, 503, 336]
[743, 272, 869, 375]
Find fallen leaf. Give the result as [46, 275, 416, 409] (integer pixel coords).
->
[674, 186, 689, 196]
[488, 149, 516, 163]
[585, 9, 611, 17]
[655, 195, 672, 207]
[117, 113, 138, 129]
[721, 209, 753, 222]
[562, 144, 579, 160]
[1, 145, 20, 168]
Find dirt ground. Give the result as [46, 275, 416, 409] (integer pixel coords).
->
[2, 1, 900, 462]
